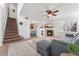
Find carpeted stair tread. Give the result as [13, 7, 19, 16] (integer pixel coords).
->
[4, 37, 22, 43]
[5, 33, 18, 36]
[4, 17, 22, 43]
[4, 35, 21, 39]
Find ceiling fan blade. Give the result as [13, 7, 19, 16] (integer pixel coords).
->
[52, 10, 59, 13]
[52, 13, 57, 16]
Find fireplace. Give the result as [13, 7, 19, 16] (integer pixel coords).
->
[47, 30, 53, 36]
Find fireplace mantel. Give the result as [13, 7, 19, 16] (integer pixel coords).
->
[45, 28, 55, 30]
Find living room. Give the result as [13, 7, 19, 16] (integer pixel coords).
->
[0, 3, 79, 56]
[18, 3, 79, 40]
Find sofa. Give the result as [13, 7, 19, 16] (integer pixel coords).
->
[36, 33, 79, 56]
[36, 40, 51, 56]
[50, 40, 69, 56]
[36, 40, 69, 56]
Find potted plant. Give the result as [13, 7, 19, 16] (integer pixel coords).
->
[68, 43, 79, 55]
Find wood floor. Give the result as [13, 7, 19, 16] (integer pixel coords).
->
[0, 43, 9, 56]
[0, 40, 23, 56]
[0, 37, 61, 56]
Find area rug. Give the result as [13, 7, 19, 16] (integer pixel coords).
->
[8, 40, 41, 56]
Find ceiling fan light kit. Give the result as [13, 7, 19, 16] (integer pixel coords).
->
[43, 9, 59, 18]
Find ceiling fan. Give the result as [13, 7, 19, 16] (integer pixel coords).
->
[45, 9, 59, 18]
[42, 4, 59, 18]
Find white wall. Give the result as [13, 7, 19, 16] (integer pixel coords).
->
[0, 4, 8, 47]
[0, 6, 3, 46]
[9, 4, 17, 18]
[18, 3, 24, 15]
[17, 3, 30, 38]
[2, 4, 8, 33]
[54, 15, 79, 37]
[17, 16, 30, 38]
[77, 19, 79, 33]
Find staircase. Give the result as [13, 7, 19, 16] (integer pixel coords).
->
[4, 17, 22, 43]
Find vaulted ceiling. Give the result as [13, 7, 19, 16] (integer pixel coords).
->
[20, 3, 79, 20]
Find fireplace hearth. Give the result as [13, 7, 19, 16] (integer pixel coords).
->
[47, 30, 53, 36]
